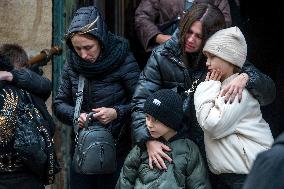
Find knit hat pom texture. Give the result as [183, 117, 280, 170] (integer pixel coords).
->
[203, 26, 247, 68]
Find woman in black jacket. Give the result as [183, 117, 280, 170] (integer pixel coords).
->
[53, 6, 140, 189]
[131, 2, 276, 174]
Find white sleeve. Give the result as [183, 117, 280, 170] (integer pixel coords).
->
[194, 80, 248, 139]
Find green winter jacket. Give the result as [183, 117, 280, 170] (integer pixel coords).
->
[116, 137, 211, 189]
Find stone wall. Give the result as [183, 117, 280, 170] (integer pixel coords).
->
[0, 0, 53, 111]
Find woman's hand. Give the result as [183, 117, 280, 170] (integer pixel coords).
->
[146, 140, 172, 170]
[220, 73, 249, 103]
[0, 71, 13, 81]
[92, 107, 117, 125]
[155, 34, 172, 44]
[78, 112, 88, 128]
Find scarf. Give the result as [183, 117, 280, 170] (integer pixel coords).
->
[70, 32, 129, 78]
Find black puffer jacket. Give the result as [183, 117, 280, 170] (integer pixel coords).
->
[53, 6, 140, 152]
[11, 68, 52, 101]
[131, 30, 276, 153]
[10, 68, 55, 136]
[243, 132, 284, 189]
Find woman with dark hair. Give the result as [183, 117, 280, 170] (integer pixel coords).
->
[131, 2, 275, 175]
[135, 0, 232, 53]
[53, 6, 140, 189]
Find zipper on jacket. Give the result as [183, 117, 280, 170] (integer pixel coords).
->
[236, 134, 250, 170]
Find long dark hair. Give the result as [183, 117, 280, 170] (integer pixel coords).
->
[179, 3, 226, 68]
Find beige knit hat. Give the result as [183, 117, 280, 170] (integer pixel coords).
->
[203, 26, 247, 68]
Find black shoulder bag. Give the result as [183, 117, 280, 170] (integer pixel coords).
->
[73, 75, 116, 175]
[14, 91, 60, 185]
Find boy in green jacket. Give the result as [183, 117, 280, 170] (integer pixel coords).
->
[116, 89, 211, 189]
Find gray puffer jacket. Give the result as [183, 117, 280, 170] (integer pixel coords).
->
[116, 137, 211, 189]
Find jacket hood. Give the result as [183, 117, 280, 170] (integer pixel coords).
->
[64, 6, 130, 78]
[66, 6, 108, 50]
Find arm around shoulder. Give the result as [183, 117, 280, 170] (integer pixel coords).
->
[242, 60, 276, 106]
[131, 54, 163, 144]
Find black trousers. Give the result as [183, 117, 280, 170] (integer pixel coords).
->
[0, 171, 44, 189]
[210, 172, 247, 189]
[70, 154, 126, 189]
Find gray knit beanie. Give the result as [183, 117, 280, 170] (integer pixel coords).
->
[203, 26, 247, 68]
[144, 89, 183, 132]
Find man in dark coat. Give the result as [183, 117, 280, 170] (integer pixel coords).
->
[242, 132, 284, 189]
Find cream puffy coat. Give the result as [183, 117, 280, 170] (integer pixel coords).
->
[194, 74, 274, 174]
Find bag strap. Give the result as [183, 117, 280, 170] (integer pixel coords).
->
[73, 75, 85, 134]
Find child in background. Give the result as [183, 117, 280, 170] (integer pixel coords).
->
[116, 89, 211, 189]
[194, 26, 274, 189]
